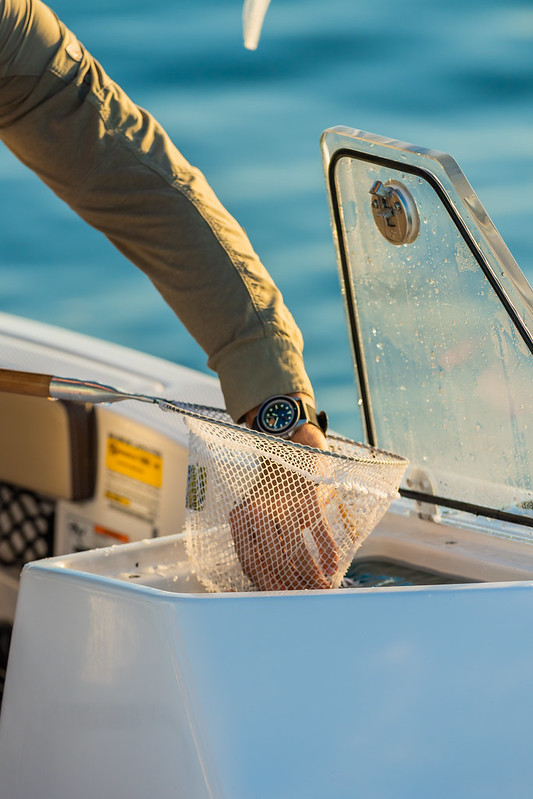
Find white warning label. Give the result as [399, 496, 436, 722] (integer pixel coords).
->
[105, 435, 162, 522]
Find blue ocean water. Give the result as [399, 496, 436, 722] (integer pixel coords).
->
[1, 0, 532, 438]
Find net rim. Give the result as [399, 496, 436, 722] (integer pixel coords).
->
[166, 402, 409, 469]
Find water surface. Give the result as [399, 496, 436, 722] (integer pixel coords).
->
[1, 0, 532, 438]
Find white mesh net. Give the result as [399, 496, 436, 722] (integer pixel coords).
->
[182, 414, 408, 592]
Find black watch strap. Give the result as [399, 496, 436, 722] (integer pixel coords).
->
[299, 400, 328, 434]
[315, 409, 329, 435]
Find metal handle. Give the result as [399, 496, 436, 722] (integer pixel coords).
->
[0, 368, 154, 405]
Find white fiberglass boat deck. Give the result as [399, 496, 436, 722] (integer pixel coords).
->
[0, 129, 532, 798]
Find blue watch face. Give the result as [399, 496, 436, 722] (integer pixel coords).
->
[260, 398, 298, 434]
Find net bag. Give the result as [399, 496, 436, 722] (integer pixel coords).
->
[183, 415, 408, 592]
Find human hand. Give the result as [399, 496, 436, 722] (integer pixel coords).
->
[229, 418, 339, 591]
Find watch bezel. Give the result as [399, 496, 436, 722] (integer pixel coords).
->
[255, 395, 301, 437]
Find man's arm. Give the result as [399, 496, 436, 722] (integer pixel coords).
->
[0, 0, 315, 423]
[0, 0, 336, 589]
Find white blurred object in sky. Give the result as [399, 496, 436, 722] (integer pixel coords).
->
[242, 0, 271, 49]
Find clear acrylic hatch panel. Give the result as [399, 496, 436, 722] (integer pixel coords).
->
[333, 155, 532, 517]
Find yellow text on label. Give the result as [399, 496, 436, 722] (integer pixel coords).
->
[106, 436, 163, 488]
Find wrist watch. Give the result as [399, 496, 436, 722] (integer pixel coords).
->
[251, 395, 328, 439]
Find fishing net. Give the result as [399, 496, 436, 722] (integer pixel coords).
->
[177, 410, 408, 593]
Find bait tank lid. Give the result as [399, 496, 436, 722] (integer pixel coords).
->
[322, 127, 533, 528]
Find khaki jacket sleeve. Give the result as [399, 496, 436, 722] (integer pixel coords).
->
[0, 0, 314, 421]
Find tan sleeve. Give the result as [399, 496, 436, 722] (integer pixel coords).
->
[0, 0, 314, 421]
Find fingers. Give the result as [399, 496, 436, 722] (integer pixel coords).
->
[228, 452, 341, 591]
[230, 503, 286, 591]
[270, 467, 337, 573]
[229, 498, 332, 591]
[278, 537, 331, 590]
[300, 486, 338, 577]
[261, 512, 330, 590]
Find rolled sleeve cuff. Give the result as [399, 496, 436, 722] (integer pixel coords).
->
[208, 333, 314, 423]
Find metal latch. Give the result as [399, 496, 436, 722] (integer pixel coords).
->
[405, 467, 442, 522]
[369, 180, 420, 245]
